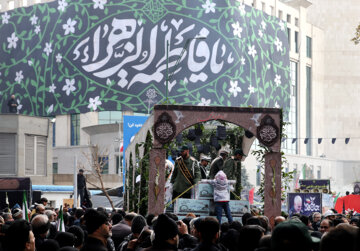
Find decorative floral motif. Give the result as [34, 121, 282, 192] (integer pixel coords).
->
[34, 25, 41, 34]
[62, 78, 76, 96]
[248, 45, 257, 58]
[154, 112, 176, 144]
[238, 3, 246, 16]
[258, 29, 263, 38]
[28, 60, 33, 66]
[1, 12, 10, 24]
[257, 115, 279, 147]
[156, 123, 174, 140]
[17, 99, 23, 112]
[56, 53, 62, 63]
[93, 0, 107, 9]
[202, 0, 216, 14]
[58, 0, 68, 12]
[232, 22, 242, 38]
[198, 97, 211, 106]
[62, 18, 77, 35]
[49, 83, 56, 93]
[241, 56, 245, 65]
[87, 96, 102, 111]
[7, 33, 18, 49]
[279, 21, 285, 31]
[261, 21, 266, 30]
[15, 71, 24, 83]
[248, 84, 255, 94]
[43, 42, 52, 56]
[229, 80, 241, 97]
[274, 37, 283, 52]
[30, 15, 38, 25]
[274, 74, 281, 87]
[146, 88, 157, 100]
[47, 104, 54, 114]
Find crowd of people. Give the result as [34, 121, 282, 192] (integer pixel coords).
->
[0, 196, 359, 251]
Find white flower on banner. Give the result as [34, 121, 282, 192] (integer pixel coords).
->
[56, 53, 62, 63]
[261, 21, 266, 30]
[58, 0, 68, 12]
[30, 15, 38, 25]
[248, 84, 255, 94]
[248, 45, 257, 58]
[47, 104, 54, 114]
[62, 78, 76, 96]
[241, 56, 245, 65]
[88, 96, 102, 111]
[28, 60, 33, 66]
[49, 83, 56, 93]
[198, 97, 211, 106]
[106, 79, 112, 86]
[274, 37, 283, 52]
[62, 18, 77, 35]
[202, 0, 216, 14]
[274, 101, 280, 108]
[17, 99, 23, 112]
[232, 22, 243, 38]
[146, 88, 157, 100]
[93, 0, 107, 9]
[7, 32, 18, 49]
[229, 80, 242, 97]
[274, 74, 281, 87]
[1, 12, 10, 24]
[258, 29, 263, 38]
[43, 42, 52, 56]
[35, 25, 41, 34]
[279, 21, 285, 31]
[267, 63, 271, 69]
[15, 71, 24, 83]
[238, 3, 246, 16]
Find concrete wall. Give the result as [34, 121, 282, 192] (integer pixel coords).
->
[53, 174, 122, 189]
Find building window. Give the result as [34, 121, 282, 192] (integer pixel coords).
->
[256, 165, 261, 186]
[0, 133, 16, 175]
[71, 114, 80, 146]
[270, 6, 274, 16]
[52, 119, 56, 147]
[25, 135, 47, 176]
[295, 18, 299, 27]
[53, 162, 58, 174]
[317, 166, 321, 179]
[306, 66, 312, 156]
[98, 111, 123, 124]
[282, 61, 298, 154]
[252, 0, 256, 7]
[287, 14, 291, 23]
[287, 28, 291, 50]
[98, 156, 109, 174]
[295, 31, 299, 53]
[261, 2, 265, 12]
[306, 36, 312, 58]
[278, 10, 283, 20]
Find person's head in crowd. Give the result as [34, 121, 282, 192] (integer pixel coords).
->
[312, 212, 322, 223]
[258, 235, 272, 250]
[181, 217, 192, 233]
[116, 209, 126, 218]
[274, 216, 286, 226]
[320, 227, 356, 251]
[84, 209, 111, 239]
[299, 215, 311, 228]
[152, 214, 179, 248]
[12, 208, 23, 220]
[74, 208, 84, 220]
[3, 212, 14, 222]
[281, 211, 289, 219]
[96, 207, 106, 213]
[67, 225, 85, 250]
[180, 145, 190, 159]
[4, 219, 35, 251]
[36, 204, 46, 215]
[323, 210, 336, 221]
[229, 220, 243, 232]
[37, 239, 60, 251]
[123, 212, 137, 226]
[67, 215, 76, 227]
[189, 217, 202, 239]
[31, 214, 50, 238]
[242, 212, 252, 226]
[131, 215, 147, 238]
[0, 215, 4, 224]
[111, 213, 123, 225]
[220, 222, 230, 234]
[40, 197, 48, 206]
[251, 207, 261, 216]
[165, 212, 178, 221]
[185, 213, 196, 218]
[198, 217, 219, 244]
[271, 220, 316, 251]
[220, 229, 239, 251]
[239, 225, 265, 251]
[350, 217, 359, 226]
[146, 214, 155, 228]
[258, 216, 270, 233]
[45, 210, 57, 222]
[320, 219, 333, 234]
[55, 232, 76, 248]
[246, 216, 262, 226]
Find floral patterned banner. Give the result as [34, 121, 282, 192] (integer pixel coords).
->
[0, 0, 290, 116]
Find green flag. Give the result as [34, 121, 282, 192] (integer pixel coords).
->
[22, 191, 29, 222]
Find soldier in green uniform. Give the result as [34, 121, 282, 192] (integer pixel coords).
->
[223, 149, 246, 199]
[170, 145, 201, 199]
[209, 147, 229, 179]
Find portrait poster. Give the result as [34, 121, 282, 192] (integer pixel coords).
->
[287, 193, 322, 217]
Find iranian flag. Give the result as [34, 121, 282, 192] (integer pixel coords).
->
[57, 205, 65, 232]
[22, 191, 29, 222]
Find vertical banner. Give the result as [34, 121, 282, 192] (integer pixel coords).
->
[122, 115, 148, 192]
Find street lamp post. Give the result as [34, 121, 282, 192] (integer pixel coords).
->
[165, 37, 206, 103]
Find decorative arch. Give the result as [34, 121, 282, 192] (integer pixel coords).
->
[149, 105, 282, 225]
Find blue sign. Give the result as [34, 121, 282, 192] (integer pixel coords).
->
[123, 115, 148, 192]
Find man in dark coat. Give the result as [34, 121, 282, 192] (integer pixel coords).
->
[209, 147, 229, 179]
[7, 94, 18, 113]
[77, 169, 86, 206]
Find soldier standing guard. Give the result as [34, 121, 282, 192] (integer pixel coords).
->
[170, 145, 201, 199]
[223, 149, 246, 199]
[199, 154, 211, 179]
